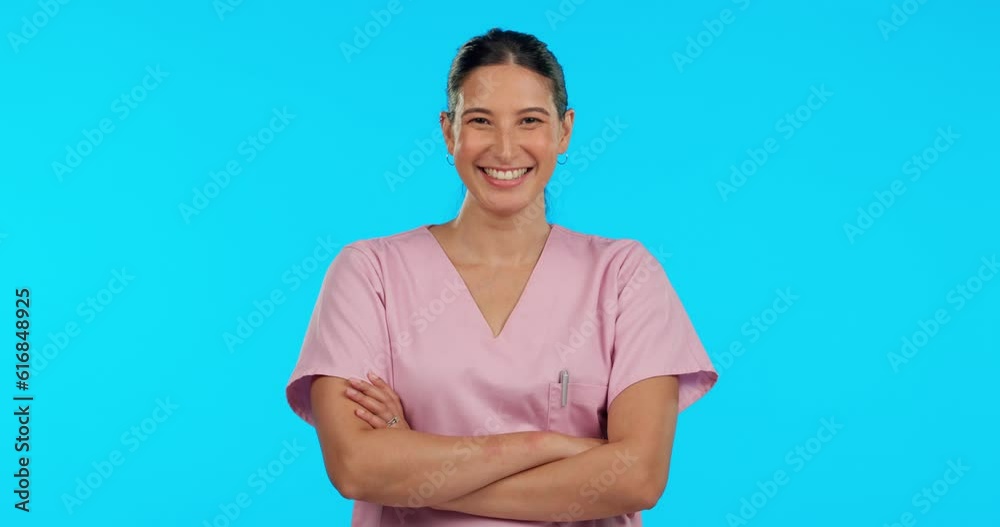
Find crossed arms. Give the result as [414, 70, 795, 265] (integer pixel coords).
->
[310, 375, 679, 522]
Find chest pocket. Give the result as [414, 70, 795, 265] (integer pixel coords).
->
[546, 382, 608, 439]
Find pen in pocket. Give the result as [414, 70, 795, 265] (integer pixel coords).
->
[559, 369, 569, 407]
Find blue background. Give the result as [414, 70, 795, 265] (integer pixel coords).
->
[2, 0, 997, 525]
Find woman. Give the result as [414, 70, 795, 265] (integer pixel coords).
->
[285, 28, 718, 526]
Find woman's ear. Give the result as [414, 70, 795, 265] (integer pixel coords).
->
[440, 111, 455, 155]
[558, 108, 575, 153]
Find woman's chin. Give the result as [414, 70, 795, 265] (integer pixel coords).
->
[476, 191, 546, 218]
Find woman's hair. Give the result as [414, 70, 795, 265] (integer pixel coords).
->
[445, 27, 569, 122]
[446, 28, 568, 219]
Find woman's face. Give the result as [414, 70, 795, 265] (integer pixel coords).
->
[442, 64, 574, 218]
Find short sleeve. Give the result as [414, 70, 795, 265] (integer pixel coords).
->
[607, 242, 718, 413]
[285, 245, 392, 427]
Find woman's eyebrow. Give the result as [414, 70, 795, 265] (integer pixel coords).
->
[462, 107, 492, 116]
[518, 107, 551, 116]
[461, 107, 551, 116]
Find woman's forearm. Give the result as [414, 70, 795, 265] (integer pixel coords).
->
[343, 429, 572, 507]
[431, 439, 654, 522]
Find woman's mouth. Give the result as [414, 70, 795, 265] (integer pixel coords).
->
[478, 166, 533, 188]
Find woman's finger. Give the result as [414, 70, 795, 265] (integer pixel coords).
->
[367, 372, 401, 403]
[349, 378, 391, 405]
[354, 407, 386, 429]
[345, 387, 390, 419]
[346, 376, 406, 429]
[353, 377, 403, 419]
[352, 380, 402, 419]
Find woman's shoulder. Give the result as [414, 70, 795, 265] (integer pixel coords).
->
[338, 223, 432, 259]
[552, 223, 670, 279]
[552, 223, 647, 258]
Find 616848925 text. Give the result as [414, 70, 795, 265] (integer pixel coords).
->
[13, 288, 33, 512]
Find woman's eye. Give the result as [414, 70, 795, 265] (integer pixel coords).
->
[466, 117, 542, 126]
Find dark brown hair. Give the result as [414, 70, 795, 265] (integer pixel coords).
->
[445, 28, 569, 122]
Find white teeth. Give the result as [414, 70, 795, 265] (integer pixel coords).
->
[482, 167, 529, 180]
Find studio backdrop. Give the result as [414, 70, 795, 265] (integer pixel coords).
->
[2, 0, 997, 525]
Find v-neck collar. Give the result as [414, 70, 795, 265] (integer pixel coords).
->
[420, 223, 560, 341]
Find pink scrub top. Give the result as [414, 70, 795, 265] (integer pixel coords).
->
[285, 223, 718, 526]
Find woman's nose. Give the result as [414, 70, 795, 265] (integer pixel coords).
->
[495, 129, 515, 159]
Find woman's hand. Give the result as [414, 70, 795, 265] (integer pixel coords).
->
[344, 372, 411, 431]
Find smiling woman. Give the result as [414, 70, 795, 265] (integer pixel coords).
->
[443, 31, 572, 216]
[284, 28, 718, 526]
